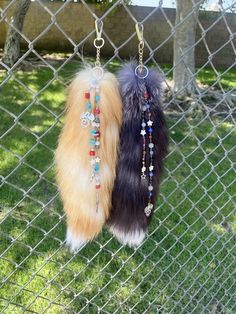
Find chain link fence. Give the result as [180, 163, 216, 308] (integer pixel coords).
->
[0, 0, 235, 313]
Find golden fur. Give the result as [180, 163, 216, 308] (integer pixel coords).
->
[55, 68, 122, 249]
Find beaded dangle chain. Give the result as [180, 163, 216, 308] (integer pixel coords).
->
[80, 20, 104, 211]
[80, 84, 101, 210]
[140, 90, 154, 217]
[135, 23, 154, 217]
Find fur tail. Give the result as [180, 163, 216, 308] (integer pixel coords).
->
[108, 62, 168, 247]
[55, 68, 122, 251]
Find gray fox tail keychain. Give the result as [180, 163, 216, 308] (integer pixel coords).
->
[108, 23, 168, 247]
[55, 20, 122, 251]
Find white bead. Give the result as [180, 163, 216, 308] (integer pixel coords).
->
[149, 143, 154, 148]
[141, 166, 146, 172]
[90, 78, 99, 88]
[90, 159, 96, 165]
[141, 122, 146, 127]
[147, 120, 153, 126]
[148, 185, 153, 191]
[149, 165, 154, 171]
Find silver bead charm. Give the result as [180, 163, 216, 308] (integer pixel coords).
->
[144, 203, 153, 216]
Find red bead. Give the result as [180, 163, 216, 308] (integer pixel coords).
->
[96, 184, 101, 189]
[85, 91, 90, 99]
[89, 150, 95, 156]
[144, 92, 149, 99]
[94, 108, 100, 114]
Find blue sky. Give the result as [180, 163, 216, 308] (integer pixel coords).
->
[131, 0, 235, 11]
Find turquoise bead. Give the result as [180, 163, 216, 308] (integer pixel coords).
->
[95, 94, 100, 102]
[91, 129, 96, 136]
[94, 163, 100, 172]
[86, 101, 92, 110]
[90, 139, 95, 146]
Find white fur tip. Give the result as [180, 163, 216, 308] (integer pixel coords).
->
[109, 226, 146, 248]
[66, 228, 87, 252]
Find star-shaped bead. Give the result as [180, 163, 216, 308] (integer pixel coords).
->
[149, 165, 154, 171]
[147, 120, 153, 126]
[140, 130, 146, 136]
[95, 157, 101, 163]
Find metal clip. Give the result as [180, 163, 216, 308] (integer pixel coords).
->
[135, 23, 144, 43]
[95, 20, 103, 40]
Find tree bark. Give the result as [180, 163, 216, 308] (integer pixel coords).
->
[2, 0, 31, 67]
[173, 0, 202, 99]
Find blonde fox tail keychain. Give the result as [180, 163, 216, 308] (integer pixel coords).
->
[108, 23, 168, 247]
[55, 20, 122, 251]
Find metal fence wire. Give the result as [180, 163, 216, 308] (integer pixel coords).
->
[0, 0, 236, 313]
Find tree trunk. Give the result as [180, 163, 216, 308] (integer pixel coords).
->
[2, 0, 31, 67]
[173, 0, 202, 99]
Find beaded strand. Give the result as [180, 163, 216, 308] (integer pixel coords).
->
[81, 85, 101, 211]
[141, 108, 147, 180]
[140, 89, 154, 217]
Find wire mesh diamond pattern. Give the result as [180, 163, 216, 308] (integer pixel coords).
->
[0, 0, 235, 313]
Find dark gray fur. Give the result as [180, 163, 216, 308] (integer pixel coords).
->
[108, 62, 168, 237]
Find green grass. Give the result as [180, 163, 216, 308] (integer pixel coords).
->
[157, 63, 236, 90]
[0, 60, 235, 313]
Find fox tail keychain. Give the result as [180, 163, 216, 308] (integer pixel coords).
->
[108, 23, 168, 247]
[55, 20, 122, 251]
